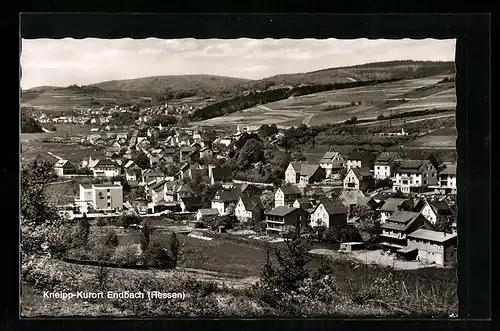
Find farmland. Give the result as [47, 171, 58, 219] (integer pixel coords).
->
[21, 139, 105, 164]
[195, 76, 456, 128]
[403, 127, 457, 149]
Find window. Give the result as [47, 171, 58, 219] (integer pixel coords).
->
[107, 189, 110, 193]
[377, 166, 380, 170]
[424, 180, 428, 185]
[432, 173, 436, 177]
[424, 173, 428, 178]
[107, 202, 111, 207]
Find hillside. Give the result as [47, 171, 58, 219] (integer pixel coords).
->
[92, 74, 253, 94]
[243, 61, 455, 90]
[21, 111, 43, 133]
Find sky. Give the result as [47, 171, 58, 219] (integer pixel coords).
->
[20, 38, 456, 90]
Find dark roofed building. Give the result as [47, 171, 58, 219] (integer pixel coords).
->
[293, 197, 314, 210]
[275, 185, 302, 208]
[235, 196, 264, 222]
[208, 165, 233, 185]
[347, 150, 376, 170]
[380, 211, 432, 250]
[179, 196, 204, 212]
[265, 206, 310, 235]
[310, 197, 348, 228]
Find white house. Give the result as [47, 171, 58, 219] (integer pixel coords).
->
[343, 168, 374, 191]
[373, 152, 401, 180]
[275, 185, 302, 208]
[196, 208, 219, 222]
[310, 197, 348, 228]
[406, 229, 457, 266]
[418, 200, 454, 226]
[234, 196, 264, 222]
[436, 163, 457, 194]
[92, 159, 121, 178]
[319, 151, 346, 178]
[392, 160, 438, 193]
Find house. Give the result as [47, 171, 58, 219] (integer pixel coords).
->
[53, 159, 77, 177]
[275, 185, 302, 208]
[373, 152, 401, 180]
[319, 151, 346, 178]
[142, 169, 166, 185]
[199, 146, 213, 159]
[77, 183, 123, 212]
[379, 211, 432, 250]
[218, 137, 233, 147]
[179, 197, 204, 212]
[124, 162, 142, 184]
[338, 190, 366, 215]
[180, 146, 196, 162]
[346, 151, 376, 171]
[187, 150, 201, 163]
[265, 207, 310, 234]
[392, 160, 438, 193]
[310, 197, 348, 228]
[436, 163, 457, 194]
[232, 183, 263, 197]
[379, 198, 414, 223]
[178, 163, 206, 180]
[176, 183, 195, 201]
[211, 189, 240, 215]
[234, 196, 264, 222]
[208, 165, 233, 185]
[293, 197, 313, 210]
[451, 222, 457, 234]
[195, 208, 219, 222]
[92, 159, 121, 178]
[116, 132, 128, 140]
[285, 162, 325, 185]
[418, 200, 454, 226]
[405, 229, 457, 265]
[343, 167, 374, 191]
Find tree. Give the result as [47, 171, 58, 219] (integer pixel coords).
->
[103, 229, 119, 248]
[353, 205, 381, 245]
[290, 151, 307, 162]
[169, 232, 180, 266]
[260, 191, 275, 212]
[75, 216, 91, 247]
[142, 242, 174, 269]
[134, 151, 150, 169]
[140, 221, 152, 252]
[235, 139, 265, 170]
[21, 158, 59, 225]
[225, 202, 236, 216]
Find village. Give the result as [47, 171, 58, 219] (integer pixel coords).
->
[45, 120, 458, 269]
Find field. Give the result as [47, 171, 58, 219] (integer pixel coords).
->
[21, 139, 105, 164]
[195, 76, 456, 128]
[404, 127, 457, 149]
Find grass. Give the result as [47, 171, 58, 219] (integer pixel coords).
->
[21, 139, 106, 164]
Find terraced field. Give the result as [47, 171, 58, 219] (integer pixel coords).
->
[196, 75, 456, 128]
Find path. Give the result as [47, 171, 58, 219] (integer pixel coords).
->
[47, 152, 63, 160]
[41, 127, 53, 133]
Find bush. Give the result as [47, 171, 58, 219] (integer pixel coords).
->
[141, 242, 175, 269]
[110, 245, 140, 265]
[377, 114, 385, 121]
[103, 230, 119, 248]
[89, 244, 115, 262]
[95, 217, 107, 227]
[119, 214, 141, 229]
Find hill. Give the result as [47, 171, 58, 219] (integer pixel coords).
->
[243, 60, 455, 90]
[21, 111, 43, 133]
[92, 74, 253, 94]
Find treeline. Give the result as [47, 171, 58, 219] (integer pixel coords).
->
[191, 78, 403, 121]
[155, 90, 197, 103]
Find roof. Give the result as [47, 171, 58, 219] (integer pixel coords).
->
[408, 229, 457, 243]
[348, 151, 375, 163]
[394, 160, 432, 174]
[240, 196, 263, 211]
[314, 197, 348, 215]
[150, 179, 167, 191]
[211, 166, 233, 181]
[429, 200, 453, 215]
[375, 152, 401, 164]
[387, 210, 420, 223]
[180, 196, 203, 206]
[380, 198, 407, 212]
[397, 247, 418, 254]
[198, 208, 219, 216]
[320, 151, 342, 164]
[212, 189, 239, 202]
[124, 160, 135, 168]
[94, 159, 118, 167]
[341, 190, 366, 205]
[80, 183, 93, 189]
[299, 164, 321, 178]
[278, 185, 302, 196]
[54, 159, 71, 168]
[294, 197, 313, 208]
[439, 164, 456, 176]
[381, 222, 406, 231]
[350, 167, 373, 178]
[177, 184, 194, 193]
[266, 206, 301, 217]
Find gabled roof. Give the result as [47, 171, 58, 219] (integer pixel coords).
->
[429, 200, 453, 215]
[266, 206, 301, 217]
[289, 162, 303, 172]
[150, 179, 168, 191]
[313, 197, 348, 215]
[94, 159, 118, 167]
[294, 197, 313, 209]
[239, 196, 263, 211]
[278, 185, 302, 196]
[349, 167, 374, 179]
[380, 198, 408, 212]
[320, 151, 343, 164]
[54, 159, 71, 168]
[124, 160, 135, 168]
[375, 152, 401, 164]
[387, 210, 421, 223]
[80, 183, 92, 189]
[439, 164, 456, 176]
[212, 189, 239, 202]
[340, 190, 366, 205]
[299, 164, 321, 178]
[408, 229, 457, 243]
[180, 196, 203, 207]
[394, 160, 433, 174]
[177, 184, 194, 194]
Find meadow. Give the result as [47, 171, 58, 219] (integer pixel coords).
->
[196, 75, 456, 128]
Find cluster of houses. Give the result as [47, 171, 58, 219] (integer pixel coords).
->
[49, 124, 458, 267]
